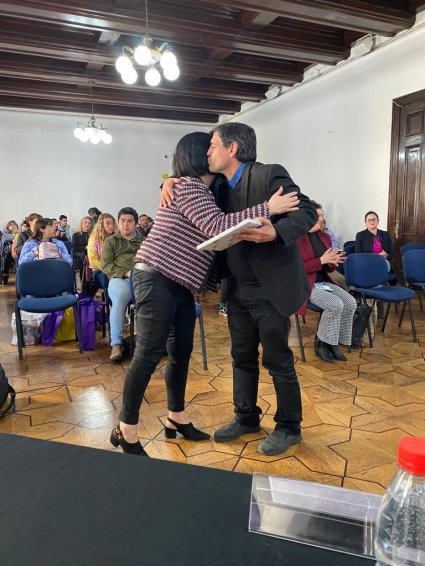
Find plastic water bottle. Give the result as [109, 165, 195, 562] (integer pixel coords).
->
[374, 436, 425, 565]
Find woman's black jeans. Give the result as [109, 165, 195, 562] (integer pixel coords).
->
[119, 269, 196, 425]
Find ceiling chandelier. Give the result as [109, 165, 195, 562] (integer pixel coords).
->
[115, 0, 180, 87]
[73, 86, 112, 145]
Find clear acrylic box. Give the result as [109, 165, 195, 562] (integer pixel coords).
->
[249, 473, 382, 558]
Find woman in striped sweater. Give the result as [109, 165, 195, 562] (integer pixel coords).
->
[110, 132, 299, 456]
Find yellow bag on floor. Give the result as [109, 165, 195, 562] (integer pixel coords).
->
[54, 307, 76, 343]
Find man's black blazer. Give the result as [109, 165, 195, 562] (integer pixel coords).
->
[215, 162, 317, 318]
[355, 229, 394, 261]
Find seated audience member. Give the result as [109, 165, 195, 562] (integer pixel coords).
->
[322, 218, 339, 250]
[88, 207, 102, 224]
[137, 214, 151, 237]
[87, 213, 115, 289]
[71, 216, 92, 275]
[101, 207, 143, 362]
[1, 220, 19, 284]
[13, 213, 42, 259]
[297, 202, 357, 363]
[57, 215, 70, 240]
[19, 218, 73, 265]
[355, 210, 394, 270]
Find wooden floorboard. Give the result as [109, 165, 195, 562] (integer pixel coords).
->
[2, 278, 425, 495]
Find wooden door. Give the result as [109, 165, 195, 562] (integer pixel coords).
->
[388, 90, 425, 273]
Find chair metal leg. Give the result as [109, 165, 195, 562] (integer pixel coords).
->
[419, 290, 424, 311]
[363, 296, 374, 348]
[129, 306, 135, 359]
[398, 302, 406, 327]
[198, 311, 208, 370]
[15, 306, 24, 360]
[394, 302, 398, 314]
[74, 300, 83, 353]
[408, 300, 417, 343]
[381, 302, 391, 333]
[294, 315, 305, 362]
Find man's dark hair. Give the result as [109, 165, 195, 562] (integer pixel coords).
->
[88, 207, 102, 217]
[118, 207, 138, 223]
[210, 122, 257, 162]
[173, 132, 211, 178]
[59, 215, 67, 221]
[365, 210, 379, 221]
[310, 201, 322, 210]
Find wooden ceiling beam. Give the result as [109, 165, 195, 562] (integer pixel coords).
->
[0, 59, 267, 101]
[0, 95, 219, 123]
[0, 79, 241, 114]
[0, 1, 348, 63]
[192, 0, 414, 36]
[0, 35, 303, 84]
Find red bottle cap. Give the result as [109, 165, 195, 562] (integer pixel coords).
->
[398, 437, 425, 475]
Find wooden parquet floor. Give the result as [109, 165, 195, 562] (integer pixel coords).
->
[2, 279, 425, 496]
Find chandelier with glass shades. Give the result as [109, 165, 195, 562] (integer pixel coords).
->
[115, 0, 180, 87]
[73, 87, 112, 145]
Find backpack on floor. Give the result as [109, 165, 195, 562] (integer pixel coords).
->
[351, 303, 373, 348]
[0, 363, 16, 420]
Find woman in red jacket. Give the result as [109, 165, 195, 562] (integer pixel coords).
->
[297, 202, 357, 363]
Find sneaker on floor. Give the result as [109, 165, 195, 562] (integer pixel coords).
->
[110, 344, 123, 362]
[219, 305, 228, 317]
[258, 430, 301, 456]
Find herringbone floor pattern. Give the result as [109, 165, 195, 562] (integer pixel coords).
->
[1, 280, 425, 495]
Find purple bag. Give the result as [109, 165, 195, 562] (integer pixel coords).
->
[42, 311, 64, 346]
[79, 298, 96, 351]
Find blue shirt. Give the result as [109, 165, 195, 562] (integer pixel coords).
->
[228, 163, 247, 189]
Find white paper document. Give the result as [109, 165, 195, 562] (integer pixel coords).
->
[197, 218, 262, 252]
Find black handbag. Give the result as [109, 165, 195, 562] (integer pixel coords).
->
[0, 363, 16, 420]
[351, 303, 373, 348]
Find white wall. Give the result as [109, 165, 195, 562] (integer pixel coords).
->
[234, 20, 425, 245]
[0, 110, 208, 230]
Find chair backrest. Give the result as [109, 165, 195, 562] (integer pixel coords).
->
[16, 259, 75, 297]
[403, 250, 425, 283]
[345, 253, 389, 289]
[343, 244, 355, 256]
[343, 240, 355, 249]
[400, 243, 425, 256]
[63, 240, 72, 254]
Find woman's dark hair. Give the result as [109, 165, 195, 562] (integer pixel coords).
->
[32, 218, 53, 241]
[365, 210, 379, 221]
[310, 201, 322, 210]
[173, 132, 211, 178]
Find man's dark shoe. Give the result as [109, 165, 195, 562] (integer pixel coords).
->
[259, 430, 301, 456]
[214, 418, 260, 442]
[329, 345, 347, 361]
[315, 339, 334, 363]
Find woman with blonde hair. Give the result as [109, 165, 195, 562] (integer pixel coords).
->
[71, 216, 92, 276]
[87, 213, 115, 289]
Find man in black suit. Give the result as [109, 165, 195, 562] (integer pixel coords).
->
[208, 123, 316, 455]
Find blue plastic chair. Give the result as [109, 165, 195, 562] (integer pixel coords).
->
[343, 240, 356, 250]
[399, 250, 425, 322]
[400, 243, 425, 256]
[14, 259, 83, 360]
[345, 253, 416, 345]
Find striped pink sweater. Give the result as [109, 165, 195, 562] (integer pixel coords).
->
[134, 177, 269, 293]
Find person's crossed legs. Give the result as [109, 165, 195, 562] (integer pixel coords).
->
[108, 277, 132, 361]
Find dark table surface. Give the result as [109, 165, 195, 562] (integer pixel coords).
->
[0, 433, 374, 565]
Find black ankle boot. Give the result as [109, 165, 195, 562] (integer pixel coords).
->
[315, 339, 334, 363]
[165, 418, 210, 441]
[110, 425, 149, 456]
[329, 345, 347, 361]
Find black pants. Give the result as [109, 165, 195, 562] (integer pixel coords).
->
[227, 281, 302, 433]
[119, 269, 196, 425]
[1, 251, 13, 275]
